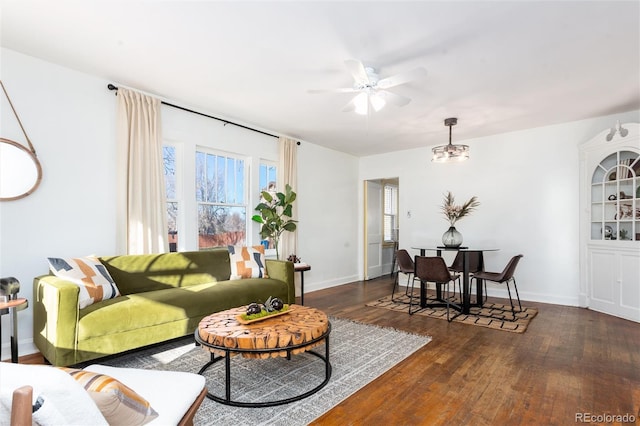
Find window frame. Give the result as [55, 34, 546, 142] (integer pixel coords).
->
[163, 142, 182, 252]
[383, 183, 398, 244]
[195, 146, 249, 250]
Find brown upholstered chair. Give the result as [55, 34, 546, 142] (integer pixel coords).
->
[449, 251, 484, 301]
[471, 254, 523, 320]
[392, 249, 414, 302]
[409, 256, 460, 321]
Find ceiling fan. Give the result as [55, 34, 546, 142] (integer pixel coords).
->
[308, 59, 427, 115]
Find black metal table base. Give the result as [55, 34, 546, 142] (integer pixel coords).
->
[195, 323, 332, 407]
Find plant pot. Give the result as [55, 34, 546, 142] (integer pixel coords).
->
[442, 226, 463, 248]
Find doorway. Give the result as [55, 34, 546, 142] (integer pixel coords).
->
[364, 178, 399, 280]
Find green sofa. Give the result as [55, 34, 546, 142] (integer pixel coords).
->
[33, 249, 295, 366]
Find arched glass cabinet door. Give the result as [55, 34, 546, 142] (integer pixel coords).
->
[0, 138, 42, 201]
[590, 150, 639, 241]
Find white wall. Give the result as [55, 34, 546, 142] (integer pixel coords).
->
[1, 49, 118, 358]
[0, 48, 359, 358]
[359, 110, 640, 306]
[297, 141, 360, 291]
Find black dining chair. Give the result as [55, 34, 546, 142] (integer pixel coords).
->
[471, 254, 523, 320]
[392, 249, 414, 303]
[409, 256, 460, 321]
[449, 251, 484, 301]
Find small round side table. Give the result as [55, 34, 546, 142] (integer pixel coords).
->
[0, 298, 28, 363]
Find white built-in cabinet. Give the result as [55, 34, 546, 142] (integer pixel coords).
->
[579, 122, 640, 322]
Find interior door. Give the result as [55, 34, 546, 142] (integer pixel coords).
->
[365, 180, 383, 280]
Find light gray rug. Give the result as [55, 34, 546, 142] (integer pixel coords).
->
[95, 318, 431, 425]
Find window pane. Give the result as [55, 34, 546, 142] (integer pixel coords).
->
[259, 163, 277, 193]
[163, 146, 176, 200]
[216, 156, 225, 203]
[198, 205, 246, 249]
[168, 202, 178, 252]
[196, 151, 206, 202]
[236, 160, 244, 203]
[383, 185, 398, 242]
[226, 157, 235, 204]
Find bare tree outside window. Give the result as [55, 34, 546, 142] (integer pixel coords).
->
[164, 146, 178, 251]
[197, 151, 246, 249]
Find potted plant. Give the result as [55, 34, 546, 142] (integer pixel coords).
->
[440, 191, 480, 247]
[251, 184, 297, 260]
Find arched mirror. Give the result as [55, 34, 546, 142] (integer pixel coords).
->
[0, 138, 42, 201]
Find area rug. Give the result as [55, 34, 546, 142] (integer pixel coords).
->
[93, 317, 431, 425]
[367, 293, 538, 333]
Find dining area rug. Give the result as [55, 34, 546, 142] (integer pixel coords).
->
[367, 293, 538, 333]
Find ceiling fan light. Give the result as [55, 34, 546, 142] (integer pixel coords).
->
[370, 93, 386, 112]
[354, 92, 369, 115]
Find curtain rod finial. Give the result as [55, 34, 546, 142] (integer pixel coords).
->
[107, 84, 118, 91]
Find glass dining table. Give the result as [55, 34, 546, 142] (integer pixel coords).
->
[411, 246, 499, 314]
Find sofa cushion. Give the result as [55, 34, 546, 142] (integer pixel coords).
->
[228, 245, 267, 279]
[47, 256, 120, 309]
[58, 368, 158, 425]
[99, 250, 232, 295]
[76, 279, 291, 340]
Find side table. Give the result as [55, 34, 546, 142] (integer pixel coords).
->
[294, 263, 311, 305]
[0, 297, 28, 363]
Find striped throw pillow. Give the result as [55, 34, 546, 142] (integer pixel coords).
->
[58, 368, 158, 425]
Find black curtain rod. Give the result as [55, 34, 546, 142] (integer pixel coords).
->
[107, 83, 280, 139]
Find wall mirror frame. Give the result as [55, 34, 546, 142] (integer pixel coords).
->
[0, 137, 43, 201]
[1, 80, 43, 201]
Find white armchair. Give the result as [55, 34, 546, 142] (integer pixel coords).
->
[0, 362, 206, 426]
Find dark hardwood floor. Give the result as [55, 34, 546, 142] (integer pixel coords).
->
[305, 275, 640, 426]
[12, 275, 640, 425]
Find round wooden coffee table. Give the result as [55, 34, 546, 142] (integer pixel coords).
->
[195, 304, 331, 407]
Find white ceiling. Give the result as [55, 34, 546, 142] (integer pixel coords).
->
[1, 1, 639, 156]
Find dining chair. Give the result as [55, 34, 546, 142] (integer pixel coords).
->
[448, 251, 484, 301]
[471, 254, 523, 320]
[392, 249, 414, 302]
[409, 256, 460, 321]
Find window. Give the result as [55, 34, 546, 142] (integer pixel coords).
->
[196, 149, 247, 249]
[163, 145, 179, 252]
[257, 162, 278, 249]
[383, 184, 398, 242]
[259, 162, 277, 194]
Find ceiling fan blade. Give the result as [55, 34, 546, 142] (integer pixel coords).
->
[377, 67, 427, 89]
[344, 59, 370, 84]
[377, 90, 411, 107]
[307, 88, 357, 94]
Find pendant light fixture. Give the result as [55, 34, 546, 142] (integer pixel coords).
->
[432, 117, 469, 163]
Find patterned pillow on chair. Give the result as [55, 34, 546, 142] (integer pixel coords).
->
[228, 245, 268, 279]
[58, 368, 158, 426]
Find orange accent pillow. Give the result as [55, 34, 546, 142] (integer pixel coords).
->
[228, 245, 268, 279]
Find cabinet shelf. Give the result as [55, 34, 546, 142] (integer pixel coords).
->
[589, 150, 639, 241]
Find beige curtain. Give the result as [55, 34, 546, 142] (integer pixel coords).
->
[116, 88, 168, 254]
[278, 137, 298, 261]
